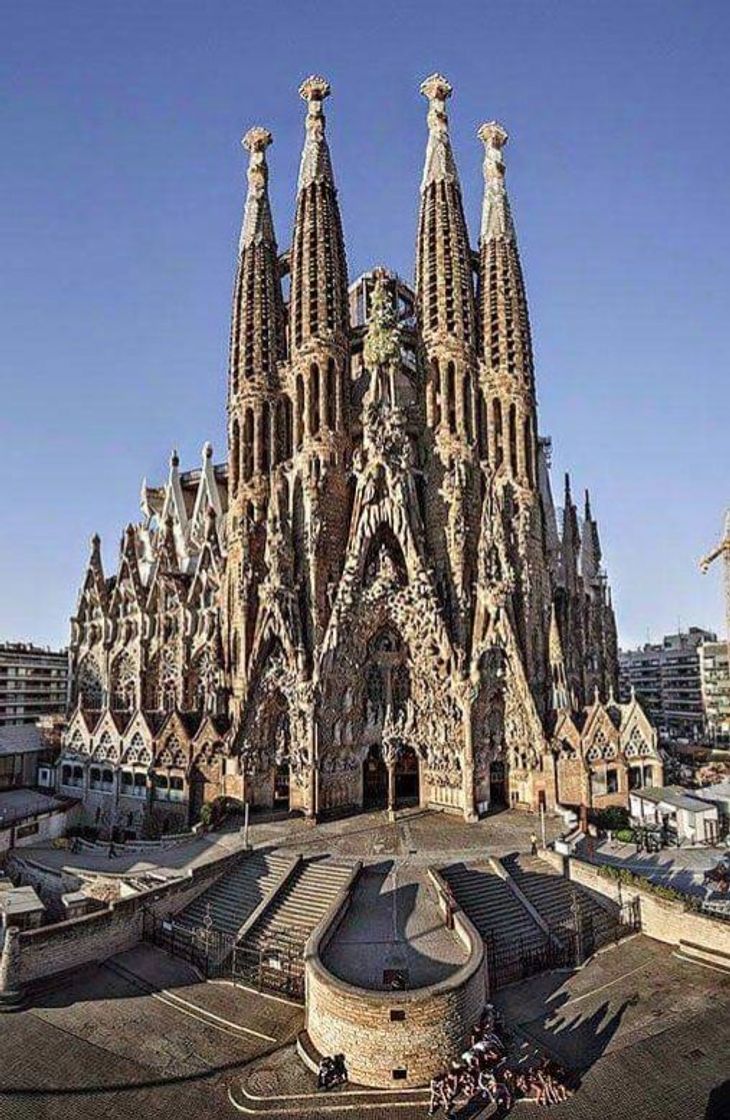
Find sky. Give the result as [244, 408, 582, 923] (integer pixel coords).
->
[2, 0, 729, 651]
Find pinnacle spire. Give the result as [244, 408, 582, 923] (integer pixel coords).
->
[229, 124, 286, 395]
[415, 73, 476, 347]
[477, 120, 533, 384]
[239, 126, 275, 252]
[297, 75, 334, 190]
[560, 473, 581, 589]
[290, 74, 349, 350]
[581, 487, 602, 582]
[478, 121, 514, 242]
[419, 73, 459, 191]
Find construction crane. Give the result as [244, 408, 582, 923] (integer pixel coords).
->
[700, 510, 730, 642]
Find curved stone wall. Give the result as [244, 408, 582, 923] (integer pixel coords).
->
[304, 875, 486, 1088]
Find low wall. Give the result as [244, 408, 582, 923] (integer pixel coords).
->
[304, 867, 486, 1088]
[0, 802, 81, 860]
[4, 848, 247, 993]
[546, 850, 730, 960]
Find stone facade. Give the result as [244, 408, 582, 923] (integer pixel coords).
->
[61, 74, 653, 835]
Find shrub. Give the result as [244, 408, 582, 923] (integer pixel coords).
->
[594, 862, 700, 910]
[614, 828, 634, 843]
[594, 807, 630, 832]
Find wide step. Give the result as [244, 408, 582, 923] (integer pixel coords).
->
[240, 859, 353, 956]
[502, 854, 617, 936]
[175, 850, 291, 936]
[441, 862, 544, 946]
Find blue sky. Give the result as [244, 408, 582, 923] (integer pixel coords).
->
[2, 0, 729, 650]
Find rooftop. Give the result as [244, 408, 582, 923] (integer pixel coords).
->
[0, 725, 46, 756]
[632, 784, 718, 813]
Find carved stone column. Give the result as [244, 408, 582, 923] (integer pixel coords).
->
[462, 696, 478, 822]
[387, 759, 396, 822]
[305, 712, 319, 822]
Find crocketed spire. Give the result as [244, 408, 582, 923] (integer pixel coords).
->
[580, 489, 603, 584]
[290, 76, 349, 350]
[415, 75, 476, 348]
[477, 121, 533, 383]
[560, 473, 581, 591]
[229, 127, 286, 396]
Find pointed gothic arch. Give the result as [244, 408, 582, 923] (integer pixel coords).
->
[110, 650, 136, 712]
[77, 655, 103, 709]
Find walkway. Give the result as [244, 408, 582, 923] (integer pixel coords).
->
[321, 862, 467, 989]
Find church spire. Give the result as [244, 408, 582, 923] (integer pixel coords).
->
[581, 488, 603, 583]
[290, 76, 349, 352]
[229, 127, 286, 401]
[560, 473, 581, 590]
[477, 121, 533, 385]
[416, 74, 477, 350]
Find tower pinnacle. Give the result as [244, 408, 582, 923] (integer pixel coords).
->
[297, 75, 334, 189]
[290, 74, 348, 349]
[478, 120, 514, 242]
[239, 127, 274, 252]
[419, 73, 458, 191]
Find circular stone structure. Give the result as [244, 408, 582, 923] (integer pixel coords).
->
[303, 863, 485, 1088]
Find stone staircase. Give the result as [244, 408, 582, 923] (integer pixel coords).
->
[441, 862, 545, 948]
[501, 854, 618, 942]
[238, 858, 354, 955]
[175, 848, 292, 937]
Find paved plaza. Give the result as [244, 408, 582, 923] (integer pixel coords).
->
[18, 805, 564, 879]
[1, 936, 728, 1120]
[3, 808, 730, 1120]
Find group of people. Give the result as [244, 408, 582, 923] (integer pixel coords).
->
[316, 1053, 347, 1092]
[428, 1004, 573, 1116]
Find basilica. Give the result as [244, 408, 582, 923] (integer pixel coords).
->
[60, 75, 661, 838]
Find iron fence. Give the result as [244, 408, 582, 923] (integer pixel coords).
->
[484, 897, 640, 992]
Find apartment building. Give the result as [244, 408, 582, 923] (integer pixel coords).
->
[0, 643, 68, 727]
[619, 628, 714, 740]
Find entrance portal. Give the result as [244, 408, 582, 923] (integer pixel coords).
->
[395, 745, 419, 806]
[274, 763, 290, 810]
[489, 760, 507, 807]
[363, 744, 388, 809]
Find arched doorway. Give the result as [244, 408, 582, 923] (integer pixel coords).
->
[395, 744, 419, 806]
[363, 744, 388, 808]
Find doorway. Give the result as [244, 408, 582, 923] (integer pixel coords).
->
[189, 767, 206, 825]
[274, 763, 290, 810]
[395, 745, 419, 806]
[490, 760, 507, 807]
[363, 744, 388, 808]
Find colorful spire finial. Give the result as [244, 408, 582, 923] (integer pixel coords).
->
[299, 74, 330, 103]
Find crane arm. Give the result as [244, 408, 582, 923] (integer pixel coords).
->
[700, 541, 728, 572]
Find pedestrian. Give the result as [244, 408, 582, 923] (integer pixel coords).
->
[108, 839, 116, 859]
[530, 830, 538, 857]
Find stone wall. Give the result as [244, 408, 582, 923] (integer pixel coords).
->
[305, 871, 486, 1088]
[0, 802, 81, 860]
[6, 849, 246, 991]
[544, 849, 730, 960]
